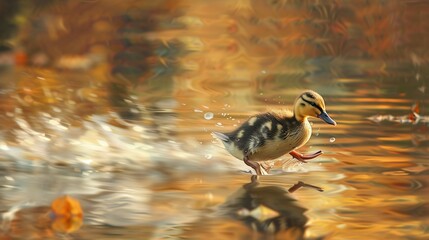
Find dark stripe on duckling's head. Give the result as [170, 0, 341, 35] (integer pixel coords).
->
[300, 95, 324, 113]
[304, 92, 316, 100]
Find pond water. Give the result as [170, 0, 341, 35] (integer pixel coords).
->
[0, 1, 429, 239]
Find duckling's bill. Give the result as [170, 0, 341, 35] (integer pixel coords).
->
[212, 131, 229, 142]
[318, 111, 336, 126]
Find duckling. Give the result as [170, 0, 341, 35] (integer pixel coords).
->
[213, 90, 336, 175]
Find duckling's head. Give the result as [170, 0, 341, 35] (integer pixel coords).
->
[294, 90, 336, 125]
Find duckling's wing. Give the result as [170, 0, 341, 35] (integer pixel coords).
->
[212, 131, 231, 142]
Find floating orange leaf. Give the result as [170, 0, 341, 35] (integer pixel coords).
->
[50, 195, 83, 233]
[51, 195, 83, 218]
[51, 214, 83, 233]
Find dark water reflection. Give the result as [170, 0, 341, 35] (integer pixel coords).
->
[1, 0, 429, 239]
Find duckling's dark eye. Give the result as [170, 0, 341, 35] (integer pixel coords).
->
[309, 102, 317, 107]
[300, 103, 305, 107]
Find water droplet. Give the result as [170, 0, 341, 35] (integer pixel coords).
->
[194, 109, 203, 113]
[205, 154, 212, 159]
[204, 112, 214, 120]
[216, 122, 223, 126]
[330, 137, 336, 143]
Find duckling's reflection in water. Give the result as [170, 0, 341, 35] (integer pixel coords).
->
[220, 176, 323, 239]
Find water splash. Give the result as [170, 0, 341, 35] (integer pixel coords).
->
[204, 112, 214, 120]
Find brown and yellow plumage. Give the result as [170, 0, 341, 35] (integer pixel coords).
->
[213, 90, 336, 175]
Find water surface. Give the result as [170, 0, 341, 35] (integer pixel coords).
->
[1, 1, 429, 239]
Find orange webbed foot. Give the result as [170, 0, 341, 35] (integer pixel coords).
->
[289, 150, 323, 163]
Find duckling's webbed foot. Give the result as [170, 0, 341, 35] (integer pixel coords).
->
[243, 157, 262, 175]
[289, 150, 323, 163]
